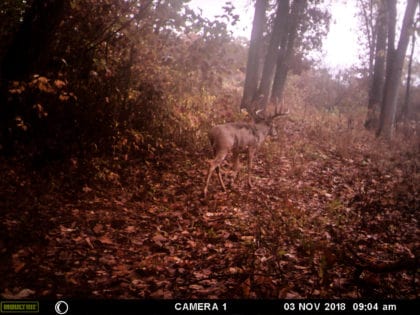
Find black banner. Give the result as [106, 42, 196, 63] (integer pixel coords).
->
[1, 299, 418, 315]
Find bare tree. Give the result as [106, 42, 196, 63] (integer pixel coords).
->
[270, 0, 305, 105]
[241, 0, 268, 110]
[399, 18, 418, 122]
[241, 0, 329, 113]
[377, 0, 418, 138]
[358, 0, 376, 78]
[365, 0, 387, 130]
[256, 0, 290, 109]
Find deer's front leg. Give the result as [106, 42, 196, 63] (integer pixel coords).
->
[204, 150, 227, 197]
[247, 147, 255, 188]
[203, 162, 215, 198]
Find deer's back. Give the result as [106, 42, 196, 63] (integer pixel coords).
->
[209, 122, 259, 151]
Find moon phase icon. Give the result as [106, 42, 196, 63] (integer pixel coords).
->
[54, 301, 69, 315]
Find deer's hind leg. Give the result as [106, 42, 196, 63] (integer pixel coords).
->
[247, 147, 256, 188]
[231, 149, 240, 186]
[215, 166, 226, 192]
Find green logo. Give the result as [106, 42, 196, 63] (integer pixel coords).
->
[0, 301, 39, 313]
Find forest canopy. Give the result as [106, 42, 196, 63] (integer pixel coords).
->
[0, 0, 418, 159]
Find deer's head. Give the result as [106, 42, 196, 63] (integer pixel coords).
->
[253, 106, 289, 137]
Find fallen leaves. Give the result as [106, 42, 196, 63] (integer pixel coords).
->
[0, 119, 418, 299]
[1, 288, 36, 299]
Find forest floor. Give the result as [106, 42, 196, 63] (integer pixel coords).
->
[0, 115, 419, 299]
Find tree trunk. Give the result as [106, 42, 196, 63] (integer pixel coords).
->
[256, 0, 290, 110]
[241, 0, 268, 111]
[399, 27, 416, 122]
[359, 0, 375, 79]
[365, 0, 387, 130]
[377, 0, 418, 139]
[270, 0, 306, 106]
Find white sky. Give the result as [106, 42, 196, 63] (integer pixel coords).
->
[322, 2, 359, 70]
[188, 0, 361, 71]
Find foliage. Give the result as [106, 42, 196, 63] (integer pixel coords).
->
[296, 0, 331, 55]
[0, 0, 246, 164]
[0, 0, 28, 61]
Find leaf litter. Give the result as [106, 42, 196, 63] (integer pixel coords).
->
[0, 119, 418, 299]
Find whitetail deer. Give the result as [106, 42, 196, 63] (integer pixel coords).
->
[203, 107, 288, 198]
